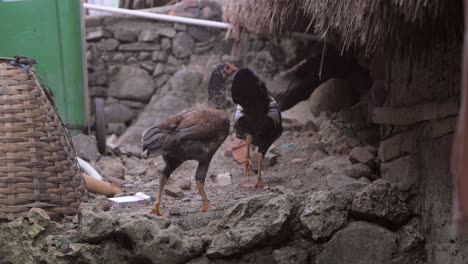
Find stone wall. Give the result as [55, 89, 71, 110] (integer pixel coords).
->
[371, 46, 465, 263]
[84, 1, 307, 137]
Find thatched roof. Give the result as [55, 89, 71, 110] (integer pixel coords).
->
[222, 0, 463, 58]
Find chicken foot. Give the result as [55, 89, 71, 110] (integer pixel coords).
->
[151, 175, 168, 216]
[196, 181, 210, 212]
[244, 152, 267, 189]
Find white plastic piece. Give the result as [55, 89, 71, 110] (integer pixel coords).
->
[83, 3, 231, 29]
[108, 192, 151, 208]
[77, 157, 103, 181]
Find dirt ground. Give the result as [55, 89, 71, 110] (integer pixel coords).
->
[81, 110, 368, 232]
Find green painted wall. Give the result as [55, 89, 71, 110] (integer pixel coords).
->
[0, 0, 88, 132]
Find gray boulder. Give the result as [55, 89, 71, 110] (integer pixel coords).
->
[398, 218, 425, 252]
[319, 120, 361, 155]
[72, 134, 101, 161]
[0, 208, 68, 264]
[188, 26, 215, 42]
[117, 67, 204, 145]
[139, 30, 159, 42]
[157, 27, 177, 38]
[317, 221, 397, 264]
[281, 101, 318, 130]
[78, 203, 115, 242]
[309, 78, 358, 116]
[352, 179, 410, 224]
[349, 146, 375, 164]
[104, 102, 135, 124]
[343, 163, 372, 179]
[69, 242, 130, 264]
[300, 191, 347, 240]
[113, 29, 138, 42]
[308, 156, 352, 176]
[108, 66, 156, 102]
[119, 217, 205, 264]
[172, 33, 195, 58]
[206, 188, 296, 258]
[96, 38, 119, 51]
[96, 158, 126, 179]
[325, 174, 369, 202]
[273, 246, 309, 264]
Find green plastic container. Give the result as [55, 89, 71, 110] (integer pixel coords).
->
[0, 0, 88, 134]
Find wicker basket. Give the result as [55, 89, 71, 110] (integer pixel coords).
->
[0, 58, 88, 221]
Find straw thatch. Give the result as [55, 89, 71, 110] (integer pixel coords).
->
[222, 0, 463, 57]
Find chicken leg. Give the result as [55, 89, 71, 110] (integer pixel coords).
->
[151, 155, 182, 216]
[151, 175, 168, 216]
[255, 152, 267, 188]
[244, 152, 267, 189]
[243, 134, 253, 176]
[195, 160, 211, 212]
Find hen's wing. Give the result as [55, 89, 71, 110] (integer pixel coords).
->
[142, 107, 227, 156]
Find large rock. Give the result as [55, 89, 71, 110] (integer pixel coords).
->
[272, 246, 309, 264]
[157, 27, 177, 38]
[349, 146, 375, 164]
[172, 33, 195, 58]
[352, 179, 410, 224]
[326, 174, 368, 191]
[317, 221, 397, 264]
[104, 102, 135, 124]
[139, 30, 159, 42]
[96, 158, 126, 179]
[206, 188, 296, 258]
[78, 204, 115, 242]
[69, 242, 130, 264]
[319, 119, 361, 155]
[381, 155, 418, 192]
[398, 218, 425, 253]
[119, 217, 205, 264]
[188, 26, 215, 42]
[96, 38, 119, 51]
[309, 78, 358, 116]
[281, 101, 318, 130]
[300, 191, 347, 240]
[117, 67, 204, 145]
[113, 29, 138, 42]
[72, 134, 101, 161]
[108, 66, 156, 102]
[307, 156, 352, 176]
[343, 163, 372, 179]
[0, 208, 68, 264]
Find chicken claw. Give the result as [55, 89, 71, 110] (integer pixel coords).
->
[201, 199, 210, 212]
[243, 158, 253, 176]
[151, 203, 164, 216]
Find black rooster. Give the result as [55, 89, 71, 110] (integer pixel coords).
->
[142, 63, 238, 215]
[231, 68, 283, 188]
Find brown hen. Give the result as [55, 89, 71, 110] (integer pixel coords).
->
[142, 63, 237, 215]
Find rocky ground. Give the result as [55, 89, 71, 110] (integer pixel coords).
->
[0, 102, 426, 263]
[0, 3, 425, 262]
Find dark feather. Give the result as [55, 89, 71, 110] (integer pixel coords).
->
[232, 68, 283, 154]
[231, 68, 269, 112]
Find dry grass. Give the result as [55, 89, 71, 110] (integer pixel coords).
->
[222, 0, 463, 58]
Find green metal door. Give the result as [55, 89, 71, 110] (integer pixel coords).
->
[0, 0, 88, 134]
